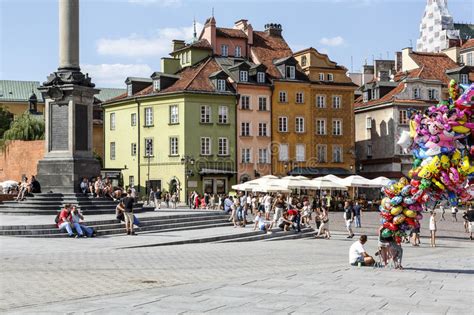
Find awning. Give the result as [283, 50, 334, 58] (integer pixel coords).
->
[288, 167, 353, 177]
[199, 168, 237, 175]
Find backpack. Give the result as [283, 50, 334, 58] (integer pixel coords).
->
[54, 213, 60, 224]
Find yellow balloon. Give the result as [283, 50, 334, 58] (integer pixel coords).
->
[440, 155, 450, 169]
[393, 214, 406, 225]
[403, 209, 417, 218]
[452, 125, 470, 134]
[391, 206, 403, 216]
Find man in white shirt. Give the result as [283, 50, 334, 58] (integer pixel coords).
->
[263, 194, 272, 220]
[349, 235, 374, 266]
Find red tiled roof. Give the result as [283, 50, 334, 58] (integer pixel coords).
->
[109, 92, 128, 102]
[216, 27, 247, 39]
[461, 39, 474, 50]
[172, 39, 212, 54]
[251, 31, 293, 79]
[408, 51, 458, 84]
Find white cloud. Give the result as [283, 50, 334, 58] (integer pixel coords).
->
[128, 0, 182, 7]
[96, 23, 203, 58]
[82, 64, 152, 87]
[319, 36, 345, 47]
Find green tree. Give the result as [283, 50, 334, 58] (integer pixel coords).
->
[3, 113, 45, 141]
[0, 108, 13, 138]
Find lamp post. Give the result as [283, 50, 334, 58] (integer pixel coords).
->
[146, 140, 152, 195]
[181, 155, 195, 206]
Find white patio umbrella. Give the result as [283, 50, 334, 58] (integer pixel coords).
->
[370, 176, 391, 187]
[274, 176, 315, 190]
[232, 175, 280, 192]
[323, 174, 344, 185]
[339, 175, 378, 188]
[311, 177, 348, 190]
[252, 183, 291, 193]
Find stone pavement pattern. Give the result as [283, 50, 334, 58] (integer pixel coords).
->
[0, 212, 473, 314]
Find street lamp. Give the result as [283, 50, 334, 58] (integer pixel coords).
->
[181, 155, 195, 206]
[146, 139, 152, 195]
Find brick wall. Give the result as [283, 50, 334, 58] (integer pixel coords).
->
[0, 140, 45, 181]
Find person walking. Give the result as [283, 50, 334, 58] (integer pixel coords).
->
[343, 201, 355, 238]
[439, 203, 446, 221]
[171, 192, 177, 209]
[429, 211, 437, 247]
[462, 207, 474, 240]
[315, 206, 330, 239]
[451, 205, 458, 222]
[263, 193, 272, 220]
[154, 188, 162, 210]
[272, 194, 285, 227]
[353, 201, 362, 228]
[148, 187, 155, 207]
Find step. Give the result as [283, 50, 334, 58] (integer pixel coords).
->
[264, 229, 315, 241]
[217, 227, 314, 243]
[0, 207, 147, 216]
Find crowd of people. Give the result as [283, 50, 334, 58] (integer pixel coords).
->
[4, 175, 42, 201]
[80, 176, 129, 201]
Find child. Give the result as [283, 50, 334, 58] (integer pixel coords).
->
[429, 211, 437, 247]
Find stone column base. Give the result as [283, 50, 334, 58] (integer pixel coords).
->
[37, 158, 101, 193]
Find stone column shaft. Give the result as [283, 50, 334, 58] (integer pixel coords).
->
[59, 0, 79, 70]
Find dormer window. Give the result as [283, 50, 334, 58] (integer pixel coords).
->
[127, 84, 132, 96]
[257, 72, 265, 84]
[319, 73, 325, 81]
[153, 79, 160, 91]
[327, 73, 334, 81]
[301, 56, 307, 67]
[235, 46, 241, 58]
[240, 71, 248, 82]
[286, 66, 295, 79]
[221, 44, 228, 57]
[217, 79, 226, 91]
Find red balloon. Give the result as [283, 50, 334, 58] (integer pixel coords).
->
[381, 213, 393, 221]
[411, 179, 420, 188]
[387, 222, 398, 231]
[405, 218, 416, 226]
[395, 236, 402, 244]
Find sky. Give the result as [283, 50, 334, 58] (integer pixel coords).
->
[0, 0, 473, 88]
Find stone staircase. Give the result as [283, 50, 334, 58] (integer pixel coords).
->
[0, 212, 232, 237]
[0, 193, 145, 216]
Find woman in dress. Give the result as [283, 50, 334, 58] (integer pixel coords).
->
[429, 211, 437, 247]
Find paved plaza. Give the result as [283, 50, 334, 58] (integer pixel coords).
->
[0, 211, 473, 314]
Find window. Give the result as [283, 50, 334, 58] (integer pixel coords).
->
[258, 123, 268, 137]
[218, 106, 228, 124]
[241, 148, 251, 163]
[301, 56, 307, 67]
[129, 176, 134, 187]
[241, 122, 250, 136]
[332, 96, 341, 109]
[278, 116, 288, 132]
[217, 79, 226, 91]
[169, 137, 178, 156]
[110, 142, 116, 160]
[235, 46, 241, 57]
[169, 105, 179, 124]
[371, 89, 378, 100]
[240, 70, 248, 82]
[366, 117, 372, 129]
[110, 113, 115, 130]
[413, 88, 421, 99]
[131, 113, 137, 126]
[316, 119, 326, 135]
[460, 74, 469, 84]
[428, 89, 438, 100]
[241, 96, 250, 110]
[319, 73, 325, 81]
[218, 137, 229, 156]
[153, 79, 160, 91]
[200, 137, 211, 155]
[131, 143, 137, 156]
[332, 119, 342, 136]
[286, 66, 295, 79]
[327, 73, 334, 81]
[279, 144, 289, 161]
[333, 145, 343, 163]
[258, 97, 267, 111]
[296, 92, 304, 104]
[317, 145, 327, 163]
[367, 144, 373, 157]
[467, 52, 473, 66]
[296, 144, 305, 162]
[144, 107, 153, 126]
[295, 117, 305, 133]
[127, 84, 132, 96]
[200, 105, 211, 123]
[221, 44, 228, 57]
[363, 92, 369, 103]
[257, 72, 265, 83]
[316, 95, 326, 108]
[145, 138, 153, 156]
[399, 110, 408, 125]
[460, 54, 464, 64]
[279, 91, 287, 103]
[258, 148, 269, 164]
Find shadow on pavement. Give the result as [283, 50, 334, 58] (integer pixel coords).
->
[404, 267, 474, 274]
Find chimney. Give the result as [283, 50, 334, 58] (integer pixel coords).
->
[401, 47, 418, 72]
[395, 51, 402, 72]
[264, 23, 282, 37]
[235, 19, 253, 45]
[172, 40, 185, 52]
[202, 16, 217, 52]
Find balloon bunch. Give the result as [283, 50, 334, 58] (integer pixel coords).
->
[380, 81, 474, 241]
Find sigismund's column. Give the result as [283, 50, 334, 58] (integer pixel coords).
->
[37, 0, 100, 193]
